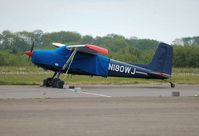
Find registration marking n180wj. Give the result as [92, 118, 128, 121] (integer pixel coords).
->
[108, 64, 136, 75]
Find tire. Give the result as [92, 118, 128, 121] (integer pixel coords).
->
[44, 78, 53, 87]
[52, 78, 64, 88]
[57, 80, 64, 89]
[43, 79, 47, 86]
[170, 82, 175, 88]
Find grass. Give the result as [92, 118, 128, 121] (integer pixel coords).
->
[0, 66, 199, 85]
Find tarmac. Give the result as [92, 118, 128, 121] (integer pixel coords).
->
[0, 84, 199, 99]
[0, 84, 199, 136]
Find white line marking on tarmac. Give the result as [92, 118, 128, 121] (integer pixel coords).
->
[81, 92, 112, 97]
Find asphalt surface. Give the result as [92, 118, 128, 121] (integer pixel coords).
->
[0, 84, 199, 99]
[0, 84, 199, 136]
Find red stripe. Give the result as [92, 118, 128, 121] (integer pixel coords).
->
[85, 44, 109, 55]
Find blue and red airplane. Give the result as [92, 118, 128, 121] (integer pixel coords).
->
[24, 42, 175, 88]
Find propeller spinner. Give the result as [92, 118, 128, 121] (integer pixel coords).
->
[24, 42, 34, 57]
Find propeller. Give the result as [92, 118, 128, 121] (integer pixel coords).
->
[24, 41, 34, 59]
[30, 41, 34, 53]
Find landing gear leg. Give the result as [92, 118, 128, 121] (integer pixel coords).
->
[52, 72, 64, 89]
[43, 72, 57, 87]
[170, 82, 175, 88]
[43, 72, 64, 89]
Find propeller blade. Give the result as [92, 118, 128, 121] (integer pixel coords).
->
[30, 41, 34, 52]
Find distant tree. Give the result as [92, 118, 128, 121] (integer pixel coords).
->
[80, 35, 94, 44]
[173, 45, 199, 67]
[0, 53, 5, 65]
[42, 31, 81, 46]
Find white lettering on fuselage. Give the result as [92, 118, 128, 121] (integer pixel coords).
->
[108, 64, 136, 75]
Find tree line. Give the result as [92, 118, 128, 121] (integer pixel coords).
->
[0, 30, 199, 67]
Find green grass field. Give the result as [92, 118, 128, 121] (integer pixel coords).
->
[0, 66, 199, 85]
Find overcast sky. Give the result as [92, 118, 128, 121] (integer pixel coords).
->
[0, 0, 199, 43]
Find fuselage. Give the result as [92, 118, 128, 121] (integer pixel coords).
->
[29, 46, 169, 80]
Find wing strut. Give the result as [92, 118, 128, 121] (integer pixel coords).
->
[62, 49, 77, 73]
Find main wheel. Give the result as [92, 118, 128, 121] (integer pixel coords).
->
[57, 80, 64, 89]
[52, 78, 64, 89]
[43, 78, 53, 87]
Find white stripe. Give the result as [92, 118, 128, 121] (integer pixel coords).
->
[81, 92, 112, 97]
[67, 45, 85, 48]
[136, 71, 148, 75]
[52, 43, 65, 47]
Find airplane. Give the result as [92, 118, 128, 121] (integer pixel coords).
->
[24, 42, 175, 88]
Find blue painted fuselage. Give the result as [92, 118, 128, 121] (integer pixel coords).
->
[31, 44, 171, 80]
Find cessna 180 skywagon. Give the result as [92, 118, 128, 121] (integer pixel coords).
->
[24, 42, 175, 88]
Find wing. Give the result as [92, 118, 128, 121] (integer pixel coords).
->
[52, 43, 66, 48]
[52, 43, 109, 55]
[67, 44, 108, 55]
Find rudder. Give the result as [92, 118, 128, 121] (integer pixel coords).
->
[148, 43, 173, 75]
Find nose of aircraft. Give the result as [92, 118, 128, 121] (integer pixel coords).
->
[24, 51, 33, 57]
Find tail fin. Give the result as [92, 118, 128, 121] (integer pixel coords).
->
[148, 42, 173, 75]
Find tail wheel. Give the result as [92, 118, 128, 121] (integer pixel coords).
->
[170, 82, 175, 88]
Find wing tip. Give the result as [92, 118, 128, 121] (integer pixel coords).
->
[85, 44, 109, 55]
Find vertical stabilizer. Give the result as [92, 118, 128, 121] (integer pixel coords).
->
[148, 43, 173, 75]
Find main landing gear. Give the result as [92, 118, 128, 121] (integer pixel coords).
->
[43, 72, 64, 89]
